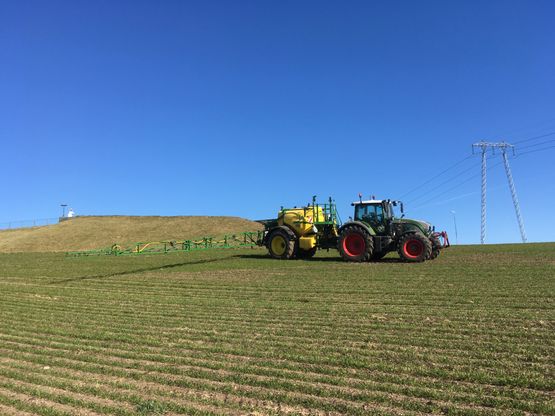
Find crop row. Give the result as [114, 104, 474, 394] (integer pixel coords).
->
[0, 331, 552, 415]
[1, 302, 552, 374]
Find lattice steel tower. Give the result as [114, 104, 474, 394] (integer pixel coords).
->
[472, 141, 527, 244]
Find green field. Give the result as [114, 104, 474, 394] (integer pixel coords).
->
[0, 244, 553, 415]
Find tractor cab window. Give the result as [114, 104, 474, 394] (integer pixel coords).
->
[390, 204, 401, 219]
[355, 204, 384, 223]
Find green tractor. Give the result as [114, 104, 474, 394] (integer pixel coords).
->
[338, 197, 449, 262]
[261, 196, 449, 262]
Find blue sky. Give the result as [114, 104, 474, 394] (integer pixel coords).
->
[1, 0, 554, 244]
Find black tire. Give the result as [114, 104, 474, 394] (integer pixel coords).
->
[398, 233, 432, 262]
[338, 225, 373, 262]
[428, 236, 441, 260]
[266, 227, 296, 259]
[297, 247, 317, 259]
[371, 250, 387, 261]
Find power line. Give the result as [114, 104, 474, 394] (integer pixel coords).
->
[408, 144, 555, 213]
[399, 130, 555, 200]
[409, 172, 481, 210]
[405, 160, 480, 204]
[516, 144, 555, 157]
[399, 155, 474, 199]
[512, 131, 555, 145]
[518, 138, 555, 151]
[405, 153, 500, 205]
[409, 158, 504, 211]
[491, 117, 555, 140]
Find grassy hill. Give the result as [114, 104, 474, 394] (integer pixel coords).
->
[0, 216, 262, 253]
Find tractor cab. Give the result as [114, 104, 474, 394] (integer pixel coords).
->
[352, 199, 403, 235]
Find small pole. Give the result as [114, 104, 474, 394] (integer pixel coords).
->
[450, 210, 458, 245]
[60, 204, 68, 218]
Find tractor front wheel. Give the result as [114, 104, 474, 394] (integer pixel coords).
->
[398, 233, 432, 262]
[338, 226, 373, 262]
[266, 228, 296, 260]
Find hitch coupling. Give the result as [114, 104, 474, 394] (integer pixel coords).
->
[433, 231, 450, 248]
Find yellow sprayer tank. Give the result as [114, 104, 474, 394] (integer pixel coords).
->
[277, 206, 324, 250]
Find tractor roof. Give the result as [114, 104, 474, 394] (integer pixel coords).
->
[351, 200, 384, 206]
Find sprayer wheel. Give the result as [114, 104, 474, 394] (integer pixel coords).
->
[266, 227, 296, 260]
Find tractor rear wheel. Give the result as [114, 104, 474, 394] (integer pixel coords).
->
[338, 225, 373, 262]
[297, 247, 317, 259]
[398, 233, 432, 262]
[266, 227, 296, 259]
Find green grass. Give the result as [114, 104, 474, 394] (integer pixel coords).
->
[0, 243, 553, 415]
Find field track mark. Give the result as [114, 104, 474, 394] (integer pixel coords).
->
[6, 275, 551, 305]
[0, 373, 132, 415]
[3, 324, 553, 375]
[5, 286, 551, 316]
[0, 402, 37, 416]
[0, 383, 100, 416]
[0, 348, 425, 415]
[4, 302, 552, 353]
[2, 324, 551, 391]
[3, 295, 555, 340]
[1, 346, 530, 415]
[3, 312, 553, 375]
[0, 357, 346, 416]
[5, 341, 547, 411]
[2, 333, 554, 403]
[0, 367, 241, 416]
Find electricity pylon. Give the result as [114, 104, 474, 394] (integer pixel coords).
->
[472, 141, 527, 244]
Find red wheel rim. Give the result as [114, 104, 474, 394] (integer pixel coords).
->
[343, 234, 365, 257]
[403, 239, 424, 258]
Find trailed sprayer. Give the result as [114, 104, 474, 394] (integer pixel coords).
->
[68, 195, 448, 262]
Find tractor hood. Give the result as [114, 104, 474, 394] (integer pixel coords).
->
[392, 218, 432, 234]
